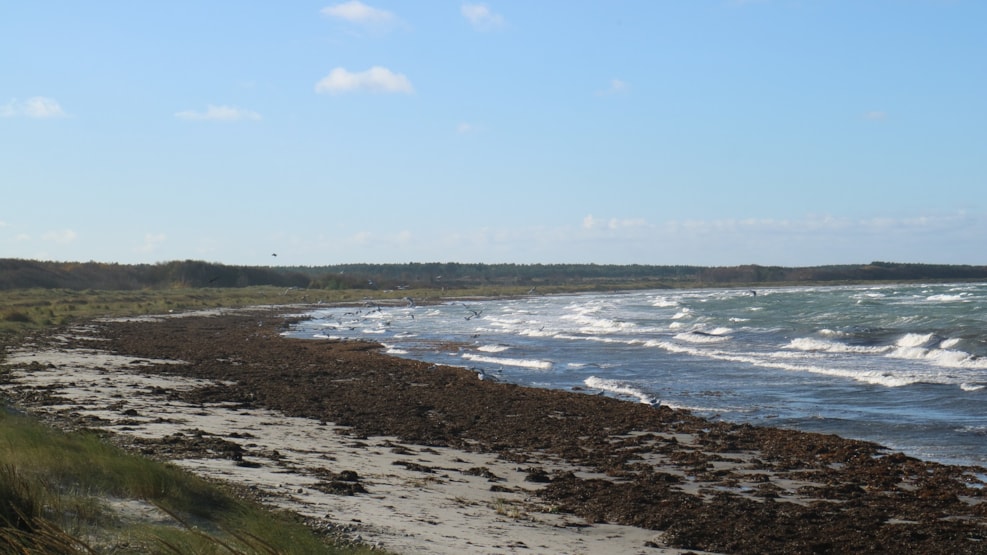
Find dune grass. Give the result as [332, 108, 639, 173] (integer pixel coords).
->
[0, 408, 378, 554]
[0, 286, 323, 334]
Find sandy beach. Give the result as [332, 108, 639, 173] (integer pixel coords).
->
[3, 307, 987, 554]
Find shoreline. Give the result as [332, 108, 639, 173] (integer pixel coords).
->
[3, 307, 987, 554]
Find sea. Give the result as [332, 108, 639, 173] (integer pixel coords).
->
[286, 282, 987, 469]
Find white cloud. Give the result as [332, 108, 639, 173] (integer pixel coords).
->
[583, 212, 974, 242]
[135, 233, 166, 254]
[174, 105, 262, 122]
[461, 3, 505, 30]
[456, 122, 479, 134]
[315, 66, 414, 94]
[321, 1, 395, 24]
[346, 229, 413, 248]
[583, 214, 649, 232]
[729, 0, 771, 6]
[595, 79, 629, 97]
[1, 97, 67, 118]
[41, 229, 77, 244]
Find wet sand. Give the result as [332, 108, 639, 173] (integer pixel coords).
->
[3, 307, 987, 554]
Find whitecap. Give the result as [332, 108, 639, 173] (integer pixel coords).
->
[671, 309, 692, 320]
[461, 352, 554, 370]
[650, 297, 679, 308]
[519, 328, 555, 338]
[645, 337, 917, 387]
[584, 376, 657, 405]
[897, 333, 936, 348]
[940, 337, 961, 349]
[886, 346, 987, 368]
[786, 337, 888, 354]
[477, 344, 510, 353]
[674, 331, 731, 344]
[927, 294, 968, 302]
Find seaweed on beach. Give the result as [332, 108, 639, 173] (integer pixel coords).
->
[11, 311, 987, 554]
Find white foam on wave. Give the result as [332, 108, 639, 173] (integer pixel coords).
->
[572, 316, 636, 334]
[477, 344, 510, 353]
[650, 296, 679, 308]
[927, 293, 969, 302]
[674, 330, 731, 344]
[786, 337, 888, 354]
[940, 337, 961, 349]
[643, 338, 920, 387]
[461, 352, 554, 370]
[584, 376, 657, 405]
[886, 345, 987, 368]
[519, 327, 555, 338]
[961, 383, 986, 392]
[897, 333, 937, 348]
[671, 309, 692, 320]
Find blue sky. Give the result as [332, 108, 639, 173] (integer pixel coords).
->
[3, 1, 985, 267]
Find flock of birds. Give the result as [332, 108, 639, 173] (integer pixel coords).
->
[313, 298, 502, 382]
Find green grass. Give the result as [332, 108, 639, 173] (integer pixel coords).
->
[0, 409, 379, 554]
[0, 286, 319, 335]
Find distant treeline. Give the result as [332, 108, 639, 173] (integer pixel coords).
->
[1, 259, 987, 292]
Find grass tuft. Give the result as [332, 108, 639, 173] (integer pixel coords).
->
[0, 409, 379, 554]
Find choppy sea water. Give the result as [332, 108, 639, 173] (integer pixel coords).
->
[286, 283, 987, 468]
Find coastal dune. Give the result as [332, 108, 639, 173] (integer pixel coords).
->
[3, 308, 987, 554]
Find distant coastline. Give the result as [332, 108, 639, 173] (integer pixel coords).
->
[3, 258, 987, 292]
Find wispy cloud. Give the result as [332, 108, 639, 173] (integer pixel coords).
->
[174, 105, 262, 122]
[864, 110, 888, 121]
[461, 3, 505, 30]
[135, 233, 166, 254]
[597, 78, 629, 96]
[582, 214, 647, 231]
[1, 97, 67, 118]
[41, 229, 77, 244]
[456, 122, 481, 134]
[580, 212, 977, 241]
[273, 210, 983, 266]
[728, 0, 771, 6]
[321, 1, 396, 24]
[315, 66, 414, 94]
